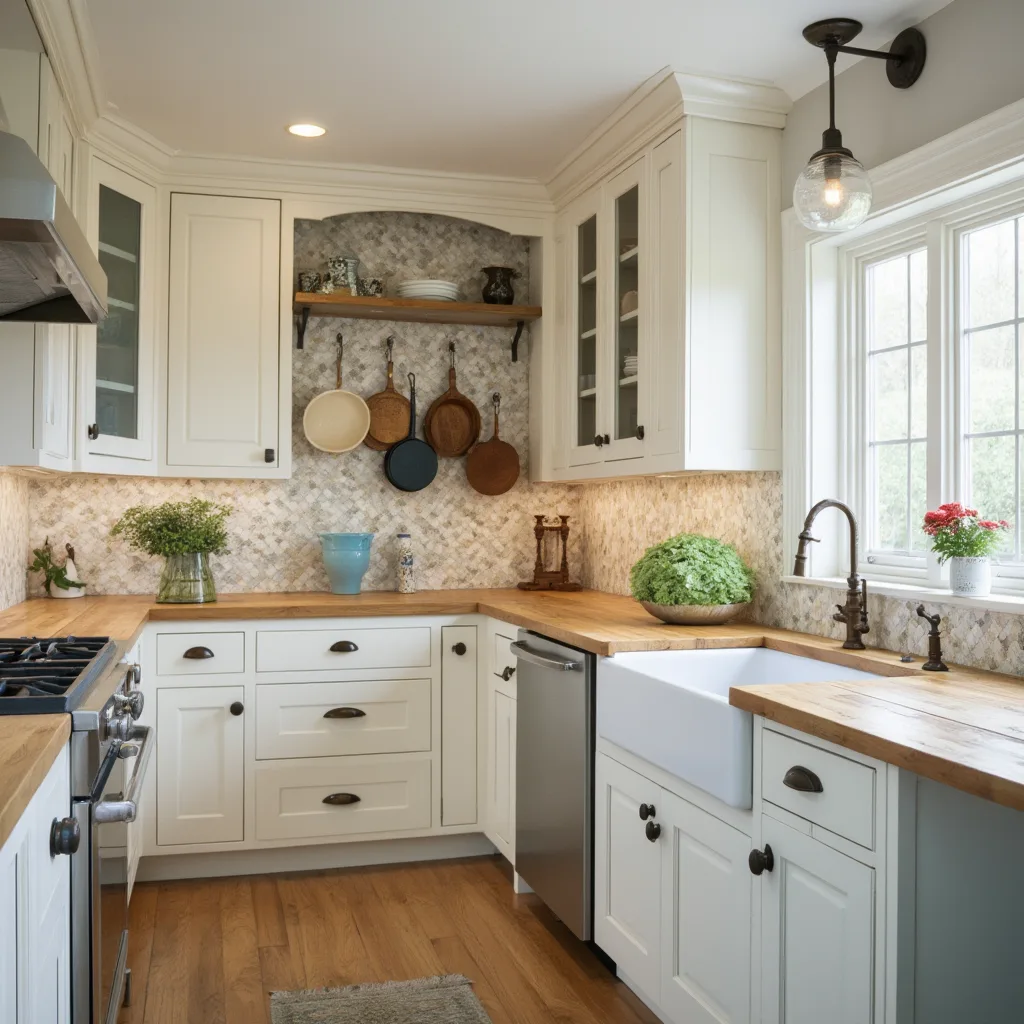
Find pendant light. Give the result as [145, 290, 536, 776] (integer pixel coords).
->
[794, 19, 927, 233]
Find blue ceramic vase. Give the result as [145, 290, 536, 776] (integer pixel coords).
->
[320, 533, 374, 594]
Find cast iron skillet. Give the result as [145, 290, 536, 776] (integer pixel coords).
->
[384, 373, 438, 492]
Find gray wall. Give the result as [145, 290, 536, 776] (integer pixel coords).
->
[782, 0, 1024, 204]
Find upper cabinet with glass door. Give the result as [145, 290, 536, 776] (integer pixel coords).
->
[546, 75, 786, 483]
[79, 158, 157, 471]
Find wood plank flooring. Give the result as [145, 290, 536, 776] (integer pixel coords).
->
[118, 855, 660, 1024]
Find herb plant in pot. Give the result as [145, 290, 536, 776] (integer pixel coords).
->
[111, 498, 231, 604]
[630, 532, 755, 625]
[922, 502, 1010, 597]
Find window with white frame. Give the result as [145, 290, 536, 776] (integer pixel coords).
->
[841, 190, 1024, 593]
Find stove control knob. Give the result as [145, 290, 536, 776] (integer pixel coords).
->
[114, 691, 144, 720]
[107, 713, 134, 742]
[50, 817, 80, 857]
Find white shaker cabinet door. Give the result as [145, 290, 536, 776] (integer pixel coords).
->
[485, 688, 516, 861]
[660, 788, 752, 1024]
[760, 815, 874, 1024]
[594, 753, 662, 997]
[156, 685, 245, 846]
[166, 193, 281, 471]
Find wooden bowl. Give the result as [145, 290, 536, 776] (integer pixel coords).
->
[639, 601, 752, 625]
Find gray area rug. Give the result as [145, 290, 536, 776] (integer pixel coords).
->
[270, 974, 493, 1023]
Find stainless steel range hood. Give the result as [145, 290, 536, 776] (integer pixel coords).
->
[0, 130, 106, 324]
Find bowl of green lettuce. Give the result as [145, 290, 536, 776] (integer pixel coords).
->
[630, 532, 754, 625]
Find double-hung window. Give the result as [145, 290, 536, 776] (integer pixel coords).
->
[839, 185, 1024, 595]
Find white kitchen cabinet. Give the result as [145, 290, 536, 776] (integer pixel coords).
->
[759, 815, 874, 1024]
[487, 689, 516, 860]
[166, 192, 284, 475]
[156, 685, 245, 846]
[79, 157, 158, 470]
[594, 753, 663, 997]
[547, 77, 784, 481]
[0, 745, 72, 1024]
[660, 787, 752, 1024]
[441, 625, 477, 826]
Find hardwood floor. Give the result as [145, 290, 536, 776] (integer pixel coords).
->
[118, 855, 660, 1024]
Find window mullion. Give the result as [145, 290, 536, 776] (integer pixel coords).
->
[926, 219, 950, 587]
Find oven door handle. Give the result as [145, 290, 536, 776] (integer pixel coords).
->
[93, 725, 153, 825]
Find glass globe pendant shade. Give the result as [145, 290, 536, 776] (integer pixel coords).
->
[793, 149, 873, 232]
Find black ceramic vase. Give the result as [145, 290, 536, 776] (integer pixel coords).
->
[481, 266, 517, 304]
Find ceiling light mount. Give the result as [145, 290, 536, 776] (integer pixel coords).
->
[793, 18, 927, 233]
[288, 123, 327, 138]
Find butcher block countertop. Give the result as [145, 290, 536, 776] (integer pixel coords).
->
[0, 715, 70, 850]
[1, 589, 1023, 813]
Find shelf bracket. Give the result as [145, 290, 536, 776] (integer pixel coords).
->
[511, 320, 525, 362]
[295, 306, 310, 349]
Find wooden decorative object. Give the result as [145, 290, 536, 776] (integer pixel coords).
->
[518, 515, 581, 591]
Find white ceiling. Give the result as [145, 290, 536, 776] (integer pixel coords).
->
[83, 0, 952, 180]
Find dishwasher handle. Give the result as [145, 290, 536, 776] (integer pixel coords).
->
[511, 641, 582, 672]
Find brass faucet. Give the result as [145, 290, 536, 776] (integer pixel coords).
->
[793, 499, 870, 650]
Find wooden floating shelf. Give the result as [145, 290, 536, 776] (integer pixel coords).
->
[293, 293, 542, 361]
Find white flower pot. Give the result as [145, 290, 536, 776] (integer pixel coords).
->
[949, 556, 991, 597]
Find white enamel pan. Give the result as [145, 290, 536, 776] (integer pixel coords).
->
[303, 333, 371, 453]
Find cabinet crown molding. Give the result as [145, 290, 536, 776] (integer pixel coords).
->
[547, 67, 791, 208]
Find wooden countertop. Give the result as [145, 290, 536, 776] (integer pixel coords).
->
[1, 589, 1023, 813]
[0, 715, 70, 850]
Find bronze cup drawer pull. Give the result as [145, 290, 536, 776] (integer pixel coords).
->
[783, 765, 824, 793]
[182, 646, 215, 660]
[323, 707, 366, 719]
[329, 640, 359, 653]
[322, 792, 361, 806]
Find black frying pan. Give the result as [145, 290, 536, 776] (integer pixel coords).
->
[384, 373, 438, 492]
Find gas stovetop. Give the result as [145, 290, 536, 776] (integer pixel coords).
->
[0, 636, 117, 714]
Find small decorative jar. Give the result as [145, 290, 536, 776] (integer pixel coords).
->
[481, 266, 518, 304]
[396, 533, 415, 593]
[949, 555, 992, 597]
[328, 256, 360, 296]
[297, 271, 321, 293]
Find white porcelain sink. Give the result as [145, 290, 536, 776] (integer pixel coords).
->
[597, 647, 884, 809]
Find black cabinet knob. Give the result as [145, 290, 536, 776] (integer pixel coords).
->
[638, 803, 656, 821]
[329, 640, 359, 653]
[500, 665, 515, 681]
[783, 766, 824, 793]
[748, 844, 774, 876]
[87, 423, 99, 441]
[50, 817, 80, 857]
[264, 448, 275, 464]
[645, 820, 661, 842]
[229, 702, 244, 716]
[452, 642, 467, 656]
[183, 646, 214, 660]
[636, 425, 645, 440]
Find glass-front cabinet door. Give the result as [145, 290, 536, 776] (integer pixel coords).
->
[603, 158, 646, 462]
[567, 187, 606, 467]
[81, 158, 156, 465]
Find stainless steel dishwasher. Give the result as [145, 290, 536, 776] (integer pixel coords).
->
[512, 629, 595, 941]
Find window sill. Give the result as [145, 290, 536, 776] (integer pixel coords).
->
[781, 575, 1024, 616]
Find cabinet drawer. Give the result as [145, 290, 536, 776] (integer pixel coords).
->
[255, 679, 431, 760]
[254, 759, 431, 840]
[256, 627, 431, 673]
[493, 632, 517, 695]
[156, 631, 245, 676]
[762, 729, 876, 849]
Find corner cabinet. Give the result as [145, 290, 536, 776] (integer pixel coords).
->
[549, 101, 783, 481]
[166, 193, 286, 476]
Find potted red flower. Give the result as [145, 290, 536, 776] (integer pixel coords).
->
[922, 503, 1010, 597]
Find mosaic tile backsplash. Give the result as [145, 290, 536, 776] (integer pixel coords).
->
[577, 473, 1024, 676]
[27, 212, 580, 596]
[0, 472, 29, 611]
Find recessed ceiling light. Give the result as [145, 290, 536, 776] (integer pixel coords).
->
[288, 123, 326, 138]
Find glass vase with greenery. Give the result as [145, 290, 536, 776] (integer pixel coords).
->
[630, 532, 755, 624]
[110, 498, 231, 603]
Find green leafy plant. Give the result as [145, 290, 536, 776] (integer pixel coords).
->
[630, 533, 755, 607]
[110, 498, 231, 557]
[28, 539, 86, 595]
[922, 502, 1010, 562]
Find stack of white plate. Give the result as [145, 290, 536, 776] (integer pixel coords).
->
[622, 356, 639, 378]
[397, 279, 461, 302]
